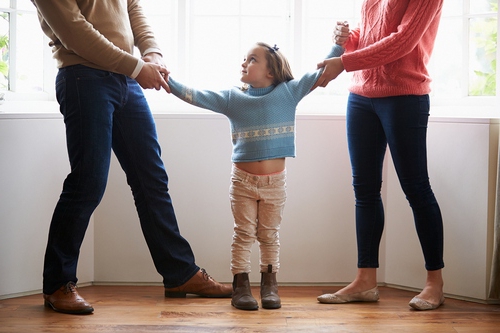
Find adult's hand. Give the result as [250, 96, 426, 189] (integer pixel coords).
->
[312, 57, 345, 90]
[136, 52, 171, 93]
[311, 21, 349, 90]
[334, 21, 350, 46]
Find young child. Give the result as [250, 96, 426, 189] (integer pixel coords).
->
[168, 42, 344, 310]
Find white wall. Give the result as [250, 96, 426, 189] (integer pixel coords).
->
[0, 106, 498, 302]
[93, 114, 359, 286]
[0, 114, 94, 297]
[384, 118, 499, 301]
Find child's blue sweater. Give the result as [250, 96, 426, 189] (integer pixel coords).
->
[168, 45, 344, 163]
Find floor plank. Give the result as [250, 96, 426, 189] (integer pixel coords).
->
[1, 286, 499, 333]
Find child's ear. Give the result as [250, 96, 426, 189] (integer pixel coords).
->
[266, 71, 274, 79]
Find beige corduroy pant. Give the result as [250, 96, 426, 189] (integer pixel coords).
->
[229, 165, 286, 275]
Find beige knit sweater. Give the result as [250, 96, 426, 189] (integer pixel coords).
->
[32, 0, 161, 78]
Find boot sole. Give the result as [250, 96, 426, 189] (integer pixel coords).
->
[262, 303, 282, 309]
[231, 301, 259, 311]
[44, 300, 94, 314]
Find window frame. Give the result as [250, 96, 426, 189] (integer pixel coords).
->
[428, 0, 498, 108]
[462, 0, 498, 99]
[0, 0, 56, 101]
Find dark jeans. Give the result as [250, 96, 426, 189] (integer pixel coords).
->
[346, 93, 444, 271]
[43, 65, 199, 294]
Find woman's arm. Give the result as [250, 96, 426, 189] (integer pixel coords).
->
[342, 0, 444, 72]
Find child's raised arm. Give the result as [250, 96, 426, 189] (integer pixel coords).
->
[168, 77, 232, 114]
[326, 44, 345, 59]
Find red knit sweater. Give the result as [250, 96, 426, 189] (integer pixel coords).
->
[342, 0, 444, 98]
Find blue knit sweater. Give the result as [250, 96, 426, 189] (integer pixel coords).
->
[168, 45, 344, 162]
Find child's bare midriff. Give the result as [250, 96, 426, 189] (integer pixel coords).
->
[234, 158, 285, 175]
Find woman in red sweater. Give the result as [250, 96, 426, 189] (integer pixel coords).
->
[315, 0, 445, 311]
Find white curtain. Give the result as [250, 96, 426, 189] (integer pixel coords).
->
[489, 130, 500, 299]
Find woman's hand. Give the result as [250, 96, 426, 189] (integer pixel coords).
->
[334, 21, 350, 46]
[312, 57, 345, 90]
[311, 21, 349, 90]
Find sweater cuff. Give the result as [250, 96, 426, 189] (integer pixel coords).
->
[326, 44, 345, 59]
[130, 59, 144, 79]
[142, 48, 163, 57]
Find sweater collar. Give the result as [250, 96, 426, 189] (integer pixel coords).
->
[247, 84, 275, 96]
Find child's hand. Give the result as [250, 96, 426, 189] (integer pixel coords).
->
[141, 52, 171, 93]
[136, 62, 171, 93]
[333, 21, 349, 46]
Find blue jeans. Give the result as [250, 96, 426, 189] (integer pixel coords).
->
[43, 65, 199, 294]
[346, 93, 444, 271]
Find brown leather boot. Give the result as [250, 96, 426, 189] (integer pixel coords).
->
[231, 273, 258, 310]
[260, 265, 281, 309]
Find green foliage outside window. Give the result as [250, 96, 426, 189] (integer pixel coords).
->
[0, 12, 8, 90]
[469, 1, 497, 96]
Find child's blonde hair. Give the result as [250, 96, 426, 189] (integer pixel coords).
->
[259, 42, 294, 85]
[242, 42, 294, 90]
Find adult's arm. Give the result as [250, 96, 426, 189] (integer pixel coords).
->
[341, 0, 443, 72]
[32, 0, 139, 77]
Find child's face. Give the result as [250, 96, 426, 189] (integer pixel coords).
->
[241, 46, 274, 88]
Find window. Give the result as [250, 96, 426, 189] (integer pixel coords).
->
[3, 0, 499, 110]
[431, 0, 498, 102]
[142, 0, 363, 105]
[185, 0, 292, 90]
[468, 0, 497, 96]
[0, 0, 55, 100]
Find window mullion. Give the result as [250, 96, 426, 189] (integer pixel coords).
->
[8, 5, 16, 92]
[497, 10, 500, 99]
[291, 0, 301, 74]
[463, 0, 471, 98]
[177, 0, 188, 80]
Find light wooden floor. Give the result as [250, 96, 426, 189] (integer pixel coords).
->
[1, 285, 500, 333]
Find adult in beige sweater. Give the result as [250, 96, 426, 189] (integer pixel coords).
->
[32, 0, 232, 315]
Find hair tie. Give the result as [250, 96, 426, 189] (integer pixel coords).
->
[268, 44, 280, 53]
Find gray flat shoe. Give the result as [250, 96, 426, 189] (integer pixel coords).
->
[317, 287, 379, 304]
[409, 295, 445, 310]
